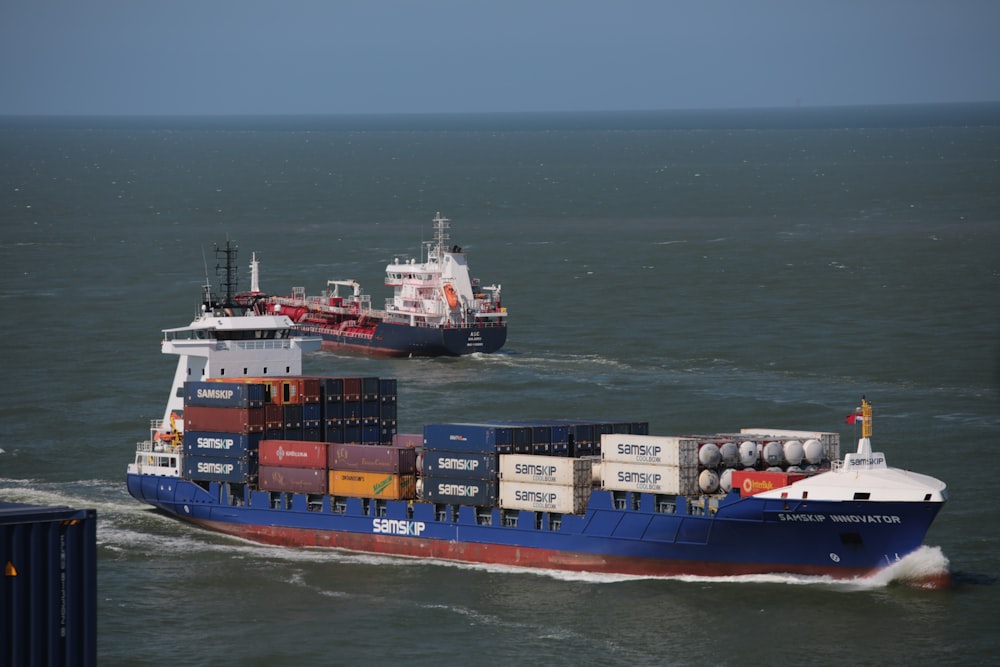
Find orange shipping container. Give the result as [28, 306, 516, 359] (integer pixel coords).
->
[328, 470, 416, 500]
[731, 470, 807, 497]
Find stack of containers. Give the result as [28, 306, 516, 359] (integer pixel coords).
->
[258, 440, 328, 494]
[182, 381, 265, 483]
[498, 453, 592, 514]
[420, 424, 501, 506]
[600, 433, 700, 495]
[328, 443, 417, 499]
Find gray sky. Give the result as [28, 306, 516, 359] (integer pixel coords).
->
[2, 0, 998, 115]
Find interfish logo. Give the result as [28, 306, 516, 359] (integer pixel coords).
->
[742, 478, 775, 495]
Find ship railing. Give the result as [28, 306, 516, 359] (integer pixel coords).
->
[224, 339, 296, 352]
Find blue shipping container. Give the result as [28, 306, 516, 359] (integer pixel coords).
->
[422, 450, 498, 479]
[183, 455, 257, 483]
[423, 423, 499, 452]
[420, 476, 498, 506]
[182, 431, 262, 458]
[184, 381, 265, 408]
[1, 502, 97, 667]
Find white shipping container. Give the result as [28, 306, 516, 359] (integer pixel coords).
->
[499, 481, 590, 514]
[601, 461, 699, 495]
[739, 429, 840, 463]
[499, 454, 592, 486]
[601, 434, 699, 467]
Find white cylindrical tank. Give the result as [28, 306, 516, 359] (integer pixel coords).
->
[699, 469, 720, 493]
[738, 441, 758, 468]
[698, 443, 721, 468]
[783, 440, 804, 466]
[719, 442, 740, 469]
[762, 441, 784, 467]
[803, 439, 824, 465]
[719, 468, 734, 493]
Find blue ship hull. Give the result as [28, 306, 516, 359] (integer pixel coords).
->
[127, 472, 942, 578]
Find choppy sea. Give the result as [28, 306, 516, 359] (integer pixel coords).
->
[1, 104, 998, 665]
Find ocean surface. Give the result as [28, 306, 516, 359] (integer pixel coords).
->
[1, 104, 998, 666]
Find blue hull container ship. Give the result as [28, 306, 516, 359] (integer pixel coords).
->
[127, 243, 947, 581]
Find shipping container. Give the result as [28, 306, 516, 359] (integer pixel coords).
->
[423, 423, 498, 452]
[601, 434, 700, 467]
[184, 380, 266, 408]
[392, 433, 422, 448]
[318, 376, 344, 403]
[499, 454, 592, 486]
[379, 378, 397, 403]
[422, 450, 498, 479]
[258, 466, 328, 494]
[182, 431, 262, 458]
[328, 470, 416, 499]
[731, 470, 809, 497]
[259, 440, 328, 469]
[265, 403, 284, 430]
[498, 481, 590, 514]
[183, 405, 265, 434]
[183, 454, 256, 483]
[601, 461, 699, 495]
[282, 404, 303, 429]
[419, 476, 498, 506]
[0, 502, 97, 667]
[328, 443, 418, 474]
[342, 377, 362, 401]
[361, 376, 380, 401]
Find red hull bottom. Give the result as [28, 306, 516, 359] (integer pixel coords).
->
[187, 518, 879, 580]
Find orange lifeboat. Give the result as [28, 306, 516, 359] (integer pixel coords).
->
[443, 283, 459, 309]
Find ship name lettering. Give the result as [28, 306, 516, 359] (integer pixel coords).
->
[196, 461, 235, 475]
[196, 388, 235, 400]
[830, 514, 901, 524]
[196, 436, 235, 450]
[439, 457, 479, 471]
[777, 513, 826, 522]
[438, 483, 480, 497]
[372, 519, 426, 536]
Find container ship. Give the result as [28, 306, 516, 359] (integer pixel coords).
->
[259, 213, 507, 357]
[127, 244, 947, 580]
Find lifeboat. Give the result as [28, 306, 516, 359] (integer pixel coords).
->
[443, 283, 459, 309]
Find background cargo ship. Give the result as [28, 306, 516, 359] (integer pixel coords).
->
[261, 213, 507, 357]
[126, 245, 947, 580]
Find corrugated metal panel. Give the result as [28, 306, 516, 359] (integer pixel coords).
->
[0, 502, 96, 667]
[182, 431, 261, 458]
[328, 471, 416, 499]
[183, 405, 265, 434]
[258, 466, 328, 494]
[184, 381, 266, 408]
[419, 476, 498, 505]
[183, 455, 256, 483]
[601, 461, 699, 495]
[498, 481, 590, 514]
[499, 454, 592, 486]
[259, 440, 328, 469]
[601, 434, 699, 467]
[392, 433, 422, 448]
[328, 443, 417, 474]
[422, 450, 497, 479]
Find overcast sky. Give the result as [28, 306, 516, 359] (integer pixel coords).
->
[2, 1, 998, 116]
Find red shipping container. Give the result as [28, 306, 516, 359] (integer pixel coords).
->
[327, 443, 418, 474]
[259, 440, 328, 469]
[183, 405, 265, 434]
[258, 466, 328, 494]
[732, 470, 807, 497]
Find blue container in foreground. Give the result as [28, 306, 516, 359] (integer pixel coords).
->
[0, 502, 97, 667]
